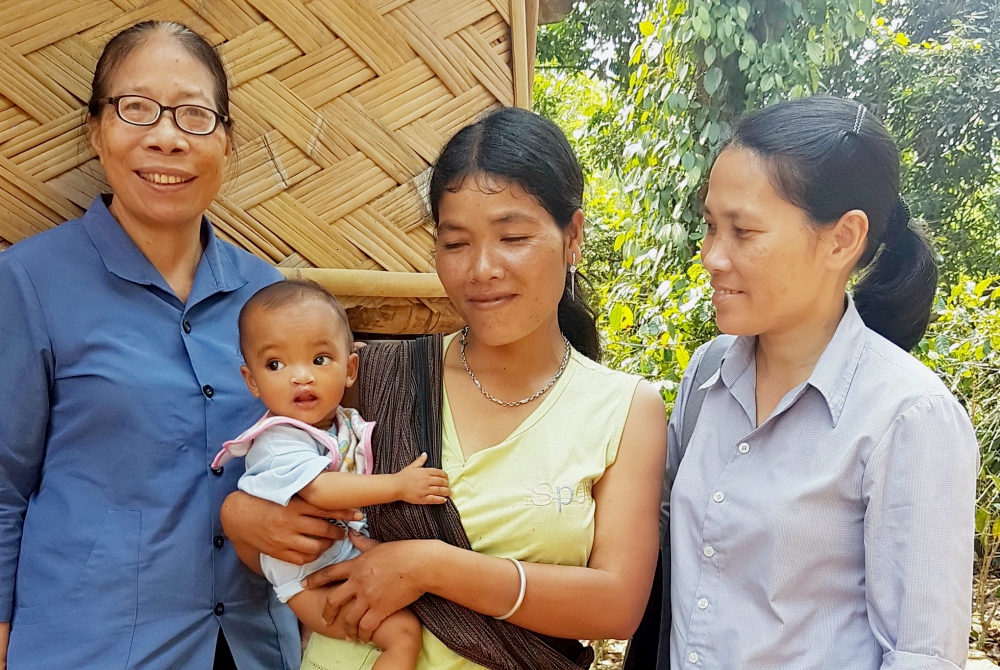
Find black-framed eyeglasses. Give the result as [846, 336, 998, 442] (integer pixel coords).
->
[101, 95, 229, 136]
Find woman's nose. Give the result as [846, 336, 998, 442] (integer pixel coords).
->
[700, 234, 731, 274]
[144, 113, 190, 153]
[470, 243, 503, 282]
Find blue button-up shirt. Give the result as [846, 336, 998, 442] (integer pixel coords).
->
[0, 196, 299, 669]
[668, 296, 978, 670]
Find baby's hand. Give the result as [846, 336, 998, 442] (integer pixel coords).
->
[396, 453, 451, 505]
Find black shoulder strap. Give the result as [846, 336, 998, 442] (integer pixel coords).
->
[679, 334, 734, 460]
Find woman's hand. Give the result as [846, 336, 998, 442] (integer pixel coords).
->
[302, 533, 431, 643]
[220, 491, 361, 566]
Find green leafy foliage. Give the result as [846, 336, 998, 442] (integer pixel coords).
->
[603, 260, 717, 411]
[917, 277, 1000, 646]
[536, 0, 653, 83]
[827, 7, 1000, 280]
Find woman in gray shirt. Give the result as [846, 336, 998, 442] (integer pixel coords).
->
[668, 96, 977, 670]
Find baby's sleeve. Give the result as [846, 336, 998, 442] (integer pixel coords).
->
[238, 424, 333, 506]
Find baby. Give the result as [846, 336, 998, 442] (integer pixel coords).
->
[214, 280, 450, 670]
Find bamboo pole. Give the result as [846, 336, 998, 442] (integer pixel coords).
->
[280, 268, 447, 298]
[510, 0, 530, 109]
[526, 0, 538, 87]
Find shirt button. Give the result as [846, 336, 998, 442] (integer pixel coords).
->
[202, 384, 214, 398]
[703, 545, 715, 558]
[182, 319, 192, 334]
[738, 442, 750, 454]
[688, 652, 699, 663]
[211, 466, 224, 477]
[214, 602, 225, 616]
[697, 597, 709, 609]
[712, 491, 725, 503]
[214, 535, 225, 548]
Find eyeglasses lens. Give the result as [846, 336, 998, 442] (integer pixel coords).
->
[116, 96, 217, 135]
[117, 96, 159, 124]
[175, 106, 216, 134]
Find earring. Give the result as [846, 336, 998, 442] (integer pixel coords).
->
[569, 252, 577, 301]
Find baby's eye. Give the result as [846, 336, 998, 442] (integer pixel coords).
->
[266, 360, 285, 371]
[314, 355, 332, 366]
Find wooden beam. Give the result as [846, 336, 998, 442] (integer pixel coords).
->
[280, 268, 447, 298]
[527, 0, 538, 89]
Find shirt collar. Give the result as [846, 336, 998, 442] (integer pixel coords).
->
[803, 294, 867, 425]
[82, 195, 247, 304]
[712, 294, 867, 426]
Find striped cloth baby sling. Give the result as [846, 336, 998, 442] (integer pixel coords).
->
[356, 334, 594, 670]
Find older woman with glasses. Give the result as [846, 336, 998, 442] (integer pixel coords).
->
[0, 21, 351, 670]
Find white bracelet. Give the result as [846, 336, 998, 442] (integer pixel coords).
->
[494, 557, 526, 621]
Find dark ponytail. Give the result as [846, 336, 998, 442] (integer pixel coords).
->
[428, 107, 601, 360]
[853, 199, 937, 349]
[725, 96, 937, 351]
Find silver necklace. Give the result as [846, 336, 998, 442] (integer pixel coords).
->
[460, 326, 571, 407]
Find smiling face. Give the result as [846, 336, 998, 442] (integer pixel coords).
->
[88, 31, 230, 232]
[434, 177, 582, 346]
[240, 300, 359, 428]
[701, 146, 850, 338]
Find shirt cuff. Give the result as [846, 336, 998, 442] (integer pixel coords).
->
[882, 650, 964, 670]
[238, 456, 333, 506]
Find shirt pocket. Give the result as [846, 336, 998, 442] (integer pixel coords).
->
[15, 509, 141, 643]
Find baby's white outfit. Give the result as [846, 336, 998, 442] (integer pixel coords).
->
[213, 407, 375, 603]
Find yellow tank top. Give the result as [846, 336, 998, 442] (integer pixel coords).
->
[301, 334, 642, 670]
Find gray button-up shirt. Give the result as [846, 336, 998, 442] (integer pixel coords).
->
[668, 296, 978, 670]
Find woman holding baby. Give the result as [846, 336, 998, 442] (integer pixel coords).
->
[221, 106, 669, 670]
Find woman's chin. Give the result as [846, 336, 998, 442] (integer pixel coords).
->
[112, 181, 214, 227]
[714, 311, 759, 338]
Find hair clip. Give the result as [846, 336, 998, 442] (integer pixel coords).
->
[852, 104, 866, 136]
[883, 196, 912, 248]
[892, 196, 911, 230]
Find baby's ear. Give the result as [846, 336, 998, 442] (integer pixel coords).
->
[344, 351, 360, 388]
[240, 364, 261, 397]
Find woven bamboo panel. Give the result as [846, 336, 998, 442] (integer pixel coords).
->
[0, 0, 538, 333]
